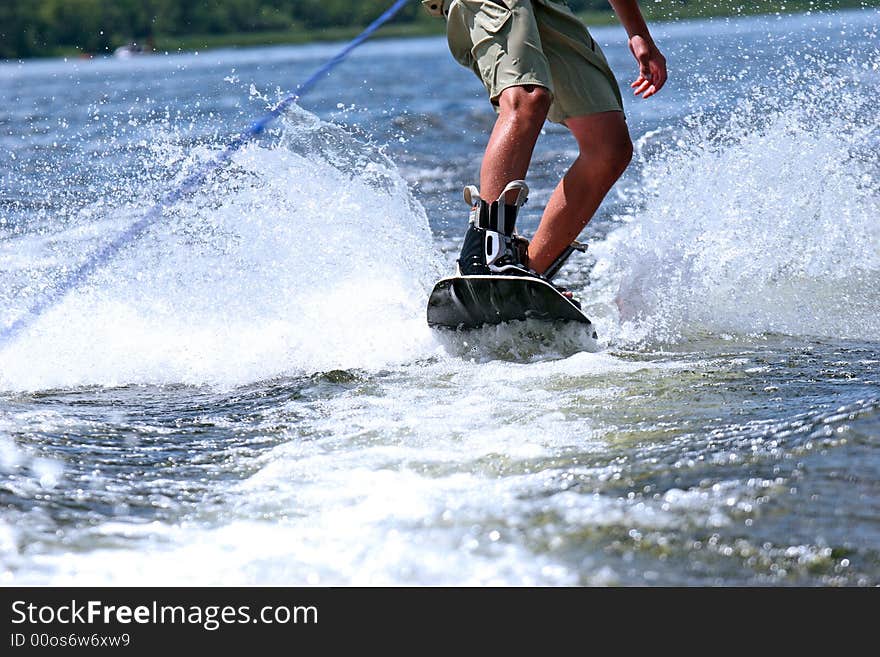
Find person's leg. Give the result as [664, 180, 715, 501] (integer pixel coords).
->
[526, 110, 633, 274]
[456, 83, 550, 276]
[479, 84, 551, 203]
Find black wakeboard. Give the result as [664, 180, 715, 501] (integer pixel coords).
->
[426, 275, 597, 336]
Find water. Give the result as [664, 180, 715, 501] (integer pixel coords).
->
[1, 9, 878, 585]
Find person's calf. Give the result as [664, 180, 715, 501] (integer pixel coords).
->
[526, 118, 632, 274]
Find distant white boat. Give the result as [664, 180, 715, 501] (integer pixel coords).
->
[113, 43, 152, 58]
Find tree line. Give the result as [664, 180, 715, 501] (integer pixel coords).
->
[0, 1, 868, 60]
[0, 1, 625, 58]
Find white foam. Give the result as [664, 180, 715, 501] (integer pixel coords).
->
[591, 61, 880, 345]
[19, 516, 580, 586]
[0, 107, 444, 390]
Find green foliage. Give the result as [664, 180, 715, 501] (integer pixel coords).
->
[0, 0, 874, 59]
[566, 1, 614, 10]
[0, 0, 420, 58]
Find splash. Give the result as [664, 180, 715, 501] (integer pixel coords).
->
[592, 53, 880, 345]
[435, 318, 599, 362]
[0, 106, 444, 390]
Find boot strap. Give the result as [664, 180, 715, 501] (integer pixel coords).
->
[469, 201, 490, 229]
[470, 200, 518, 234]
[468, 179, 529, 234]
[494, 202, 516, 235]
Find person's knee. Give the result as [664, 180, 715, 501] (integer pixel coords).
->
[568, 113, 633, 180]
[591, 130, 632, 179]
[497, 85, 551, 126]
[613, 135, 634, 176]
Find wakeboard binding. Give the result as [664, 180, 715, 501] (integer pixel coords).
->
[455, 180, 587, 302]
[427, 181, 595, 332]
[456, 180, 531, 276]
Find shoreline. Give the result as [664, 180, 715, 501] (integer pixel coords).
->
[5, 2, 877, 61]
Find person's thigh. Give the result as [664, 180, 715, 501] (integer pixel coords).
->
[446, 0, 555, 107]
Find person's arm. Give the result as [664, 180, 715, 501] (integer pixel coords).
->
[607, 0, 667, 98]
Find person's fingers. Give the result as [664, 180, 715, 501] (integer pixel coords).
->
[652, 61, 668, 90]
[657, 71, 667, 90]
[630, 34, 666, 97]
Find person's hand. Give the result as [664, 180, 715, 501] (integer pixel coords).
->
[628, 34, 667, 99]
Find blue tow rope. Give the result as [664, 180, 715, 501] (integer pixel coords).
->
[0, 0, 412, 347]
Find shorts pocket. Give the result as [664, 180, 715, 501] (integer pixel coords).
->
[459, 0, 512, 34]
[448, 1, 513, 68]
[446, 1, 476, 67]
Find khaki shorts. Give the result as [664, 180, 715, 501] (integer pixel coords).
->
[444, 0, 624, 123]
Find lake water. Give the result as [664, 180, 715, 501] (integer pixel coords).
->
[1, 8, 878, 585]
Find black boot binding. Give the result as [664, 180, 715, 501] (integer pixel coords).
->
[456, 180, 531, 276]
[455, 181, 587, 307]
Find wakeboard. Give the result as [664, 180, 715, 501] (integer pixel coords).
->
[426, 274, 597, 336]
